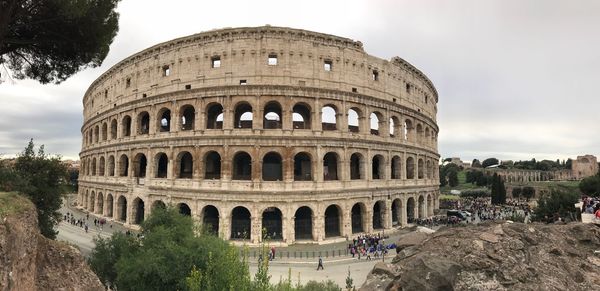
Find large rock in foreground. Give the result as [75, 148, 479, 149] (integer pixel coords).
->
[0, 193, 103, 291]
[361, 223, 600, 291]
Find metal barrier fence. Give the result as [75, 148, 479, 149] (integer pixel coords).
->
[240, 248, 351, 259]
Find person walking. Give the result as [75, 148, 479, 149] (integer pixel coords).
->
[317, 256, 324, 270]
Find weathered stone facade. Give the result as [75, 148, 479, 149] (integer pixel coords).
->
[571, 155, 598, 180]
[77, 26, 440, 244]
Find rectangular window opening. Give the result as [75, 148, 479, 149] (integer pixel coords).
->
[240, 80, 247, 85]
[406, 83, 411, 93]
[352, 87, 357, 93]
[185, 84, 191, 90]
[211, 56, 221, 68]
[162, 65, 170, 77]
[142, 93, 147, 98]
[126, 78, 131, 88]
[268, 54, 278, 66]
[324, 60, 332, 71]
[372, 70, 379, 81]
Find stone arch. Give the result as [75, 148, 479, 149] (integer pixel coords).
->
[231, 206, 251, 240]
[201, 205, 219, 235]
[418, 158, 424, 179]
[292, 102, 311, 129]
[122, 115, 132, 137]
[106, 194, 114, 217]
[177, 151, 194, 178]
[391, 198, 403, 226]
[391, 155, 402, 179]
[178, 203, 192, 216]
[133, 153, 147, 178]
[372, 200, 386, 230]
[96, 192, 104, 215]
[324, 204, 342, 238]
[152, 200, 166, 210]
[204, 151, 222, 179]
[427, 194, 434, 216]
[234, 102, 253, 129]
[404, 119, 413, 141]
[101, 123, 107, 141]
[350, 152, 365, 180]
[157, 107, 172, 132]
[321, 105, 337, 131]
[180, 104, 195, 131]
[372, 154, 385, 180]
[293, 152, 312, 181]
[370, 111, 384, 136]
[418, 195, 425, 219]
[110, 119, 117, 139]
[425, 127, 430, 145]
[262, 207, 283, 240]
[117, 195, 127, 222]
[137, 111, 150, 135]
[155, 152, 169, 178]
[323, 152, 340, 180]
[206, 103, 224, 129]
[426, 160, 433, 179]
[89, 191, 95, 211]
[347, 107, 361, 133]
[262, 151, 283, 181]
[98, 156, 105, 176]
[119, 154, 129, 176]
[107, 155, 115, 176]
[263, 101, 282, 129]
[294, 206, 313, 240]
[406, 197, 415, 222]
[390, 116, 401, 137]
[132, 197, 145, 225]
[232, 151, 252, 180]
[351, 202, 366, 233]
[416, 124, 424, 143]
[91, 157, 97, 176]
[406, 157, 415, 179]
[94, 125, 99, 142]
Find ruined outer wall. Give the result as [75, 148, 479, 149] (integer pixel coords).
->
[77, 26, 440, 244]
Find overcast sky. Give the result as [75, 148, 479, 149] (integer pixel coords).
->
[1, 0, 599, 163]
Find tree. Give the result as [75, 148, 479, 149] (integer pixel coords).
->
[13, 139, 68, 239]
[565, 158, 572, 169]
[481, 158, 499, 168]
[512, 187, 522, 200]
[579, 176, 600, 196]
[490, 174, 506, 205]
[522, 186, 535, 201]
[0, 0, 121, 84]
[533, 190, 579, 222]
[448, 170, 459, 187]
[471, 159, 482, 168]
[89, 232, 139, 288]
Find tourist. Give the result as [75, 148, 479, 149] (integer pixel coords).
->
[317, 256, 324, 270]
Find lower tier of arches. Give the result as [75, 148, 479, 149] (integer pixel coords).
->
[77, 187, 439, 244]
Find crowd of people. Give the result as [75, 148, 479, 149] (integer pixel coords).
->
[456, 198, 532, 223]
[582, 196, 600, 219]
[348, 233, 392, 260]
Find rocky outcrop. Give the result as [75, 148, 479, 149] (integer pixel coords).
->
[361, 222, 600, 291]
[0, 194, 103, 291]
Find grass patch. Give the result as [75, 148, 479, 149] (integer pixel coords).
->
[0, 192, 31, 218]
[440, 194, 460, 200]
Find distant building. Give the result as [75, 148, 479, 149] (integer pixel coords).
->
[571, 155, 598, 180]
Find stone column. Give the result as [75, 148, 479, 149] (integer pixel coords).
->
[313, 213, 324, 242]
[252, 214, 261, 244]
[383, 200, 392, 229]
[365, 207, 373, 234]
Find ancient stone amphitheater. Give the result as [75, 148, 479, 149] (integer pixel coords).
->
[78, 26, 440, 244]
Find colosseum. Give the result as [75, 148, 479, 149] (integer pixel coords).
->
[77, 26, 440, 244]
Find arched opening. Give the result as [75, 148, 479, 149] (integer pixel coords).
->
[293, 152, 312, 181]
[404, 119, 413, 141]
[83, 190, 89, 209]
[294, 206, 313, 240]
[122, 115, 132, 137]
[89, 192, 95, 212]
[206, 103, 224, 129]
[231, 206, 251, 240]
[204, 151, 221, 179]
[407, 197, 415, 223]
[372, 155, 384, 180]
[110, 119, 117, 139]
[292, 103, 311, 129]
[373, 201, 385, 230]
[138, 112, 150, 135]
[119, 154, 129, 177]
[96, 192, 104, 215]
[132, 198, 145, 225]
[234, 103, 253, 129]
[107, 155, 115, 176]
[155, 153, 168, 178]
[416, 124, 424, 144]
[117, 196, 127, 222]
[262, 152, 283, 181]
[180, 105, 195, 131]
[263, 102, 282, 129]
[158, 108, 171, 132]
[91, 158, 97, 176]
[350, 153, 364, 180]
[390, 116, 400, 137]
[262, 207, 283, 240]
[102, 123, 107, 141]
[427, 194, 434, 216]
[321, 105, 337, 131]
[324, 205, 341, 238]
[425, 127, 430, 145]
[418, 159, 424, 179]
[418, 196, 425, 219]
[351, 203, 365, 233]
[94, 125, 99, 142]
[106, 194, 114, 217]
[347, 108, 360, 133]
[133, 153, 147, 178]
[98, 156, 105, 176]
[391, 199, 402, 226]
[426, 160, 433, 179]
[178, 152, 193, 178]
[178, 203, 191, 216]
[406, 157, 415, 179]
[202, 205, 219, 235]
[232, 152, 252, 180]
[152, 200, 166, 210]
[370, 112, 383, 135]
[323, 152, 339, 180]
[391, 155, 401, 179]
